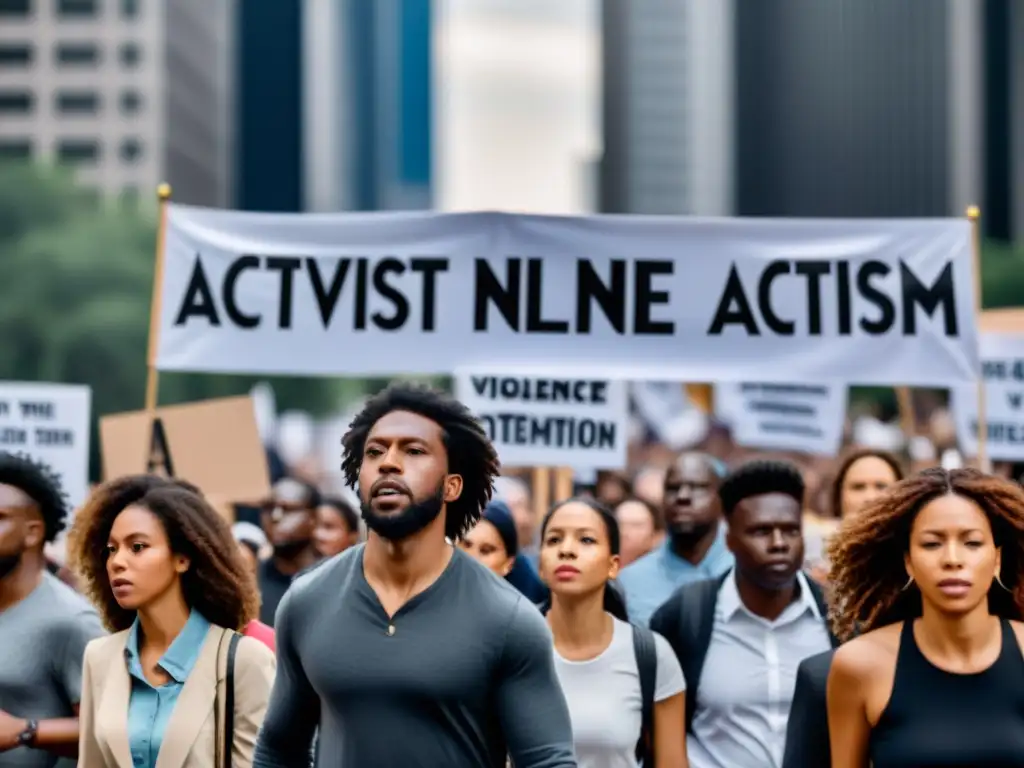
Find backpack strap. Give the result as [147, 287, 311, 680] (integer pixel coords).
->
[632, 624, 658, 765]
[682, 575, 724, 735]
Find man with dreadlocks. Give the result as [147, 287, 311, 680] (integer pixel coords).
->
[254, 383, 576, 768]
[0, 452, 104, 768]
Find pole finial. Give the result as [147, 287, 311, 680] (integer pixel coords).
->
[157, 183, 172, 201]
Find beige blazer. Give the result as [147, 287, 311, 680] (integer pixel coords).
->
[78, 625, 276, 768]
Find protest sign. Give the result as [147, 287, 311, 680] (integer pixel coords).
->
[455, 371, 628, 470]
[0, 382, 91, 507]
[952, 332, 1024, 460]
[154, 207, 977, 386]
[716, 382, 847, 456]
[99, 396, 270, 514]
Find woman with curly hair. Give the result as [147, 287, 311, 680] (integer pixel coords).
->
[67, 475, 275, 768]
[825, 467, 1024, 767]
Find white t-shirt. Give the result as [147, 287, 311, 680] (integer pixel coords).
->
[553, 615, 686, 768]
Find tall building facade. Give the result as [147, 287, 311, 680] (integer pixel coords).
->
[600, 0, 987, 223]
[303, 0, 433, 212]
[0, 0, 234, 207]
[235, 0, 303, 212]
[733, 0, 981, 220]
[599, 0, 733, 216]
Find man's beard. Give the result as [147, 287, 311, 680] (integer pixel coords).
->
[272, 540, 313, 560]
[361, 486, 444, 542]
[0, 551, 22, 580]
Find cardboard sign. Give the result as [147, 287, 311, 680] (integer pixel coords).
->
[716, 382, 847, 456]
[0, 382, 91, 507]
[455, 370, 629, 470]
[99, 396, 270, 510]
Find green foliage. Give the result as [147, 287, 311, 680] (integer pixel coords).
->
[0, 161, 345, 480]
[980, 238, 1024, 309]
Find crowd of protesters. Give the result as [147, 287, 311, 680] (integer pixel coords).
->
[2, 382, 1024, 767]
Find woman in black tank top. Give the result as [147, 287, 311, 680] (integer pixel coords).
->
[823, 468, 1024, 768]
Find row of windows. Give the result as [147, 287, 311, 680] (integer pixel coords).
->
[0, 137, 144, 163]
[0, 0, 139, 20]
[0, 89, 142, 115]
[0, 41, 142, 67]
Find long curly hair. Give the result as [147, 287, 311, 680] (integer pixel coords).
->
[827, 467, 1024, 641]
[67, 475, 260, 632]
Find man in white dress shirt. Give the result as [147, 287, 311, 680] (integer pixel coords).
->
[650, 460, 837, 768]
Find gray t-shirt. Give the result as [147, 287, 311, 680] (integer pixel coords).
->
[253, 544, 577, 767]
[553, 617, 685, 768]
[0, 572, 106, 768]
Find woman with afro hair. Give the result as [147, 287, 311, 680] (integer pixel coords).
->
[825, 467, 1024, 767]
[67, 474, 275, 768]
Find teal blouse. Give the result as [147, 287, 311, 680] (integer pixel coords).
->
[124, 610, 211, 768]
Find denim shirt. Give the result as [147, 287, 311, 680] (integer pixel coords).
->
[618, 528, 734, 627]
[125, 610, 211, 768]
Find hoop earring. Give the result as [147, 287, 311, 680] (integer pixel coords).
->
[996, 573, 1011, 592]
[901, 576, 915, 591]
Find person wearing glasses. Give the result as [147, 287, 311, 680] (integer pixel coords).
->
[256, 479, 321, 627]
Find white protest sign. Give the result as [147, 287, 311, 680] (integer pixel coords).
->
[155, 206, 977, 386]
[716, 382, 847, 455]
[0, 382, 91, 507]
[455, 371, 628, 470]
[952, 332, 1024, 460]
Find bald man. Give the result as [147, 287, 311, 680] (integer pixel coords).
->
[0, 453, 104, 767]
[618, 452, 733, 625]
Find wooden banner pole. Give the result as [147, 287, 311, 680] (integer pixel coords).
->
[554, 467, 574, 502]
[531, 467, 551, 526]
[895, 387, 916, 438]
[144, 183, 172, 412]
[967, 205, 988, 470]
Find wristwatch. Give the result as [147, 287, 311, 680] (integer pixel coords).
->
[16, 719, 38, 748]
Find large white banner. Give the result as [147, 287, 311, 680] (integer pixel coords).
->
[155, 206, 978, 385]
[455, 370, 628, 470]
[952, 333, 1024, 460]
[0, 382, 91, 507]
[715, 382, 847, 456]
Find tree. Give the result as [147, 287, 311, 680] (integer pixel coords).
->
[0, 161, 345, 480]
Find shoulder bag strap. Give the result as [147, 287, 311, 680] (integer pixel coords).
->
[632, 623, 658, 765]
[223, 631, 241, 768]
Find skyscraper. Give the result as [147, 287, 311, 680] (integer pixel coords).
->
[0, 0, 235, 207]
[303, 0, 433, 212]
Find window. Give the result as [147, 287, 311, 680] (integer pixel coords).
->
[0, 0, 31, 17]
[56, 0, 96, 17]
[119, 89, 141, 114]
[0, 90, 34, 114]
[0, 139, 32, 161]
[57, 139, 100, 163]
[55, 42, 99, 66]
[119, 138, 141, 162]
[118, 42, 140, 67]
[56, 90, 99, 113]
[0, 44, 33, 66]
[120, 0, 136, 18]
